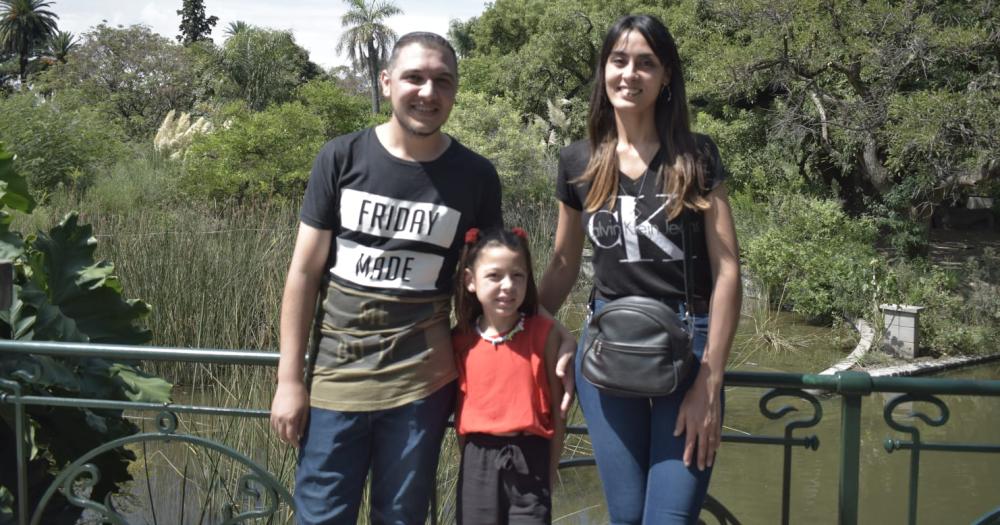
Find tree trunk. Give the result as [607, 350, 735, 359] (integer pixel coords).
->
[860, 135, 892, 194]
[367, 41, 380, 114]
[18, 55, 28, 84]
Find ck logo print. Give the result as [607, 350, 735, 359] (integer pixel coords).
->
[587, 194, 684, 263]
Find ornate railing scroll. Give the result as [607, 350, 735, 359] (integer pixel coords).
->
[0, 340, 294, 525]
[882, 392, 1000, 525]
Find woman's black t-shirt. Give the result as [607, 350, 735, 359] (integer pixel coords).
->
[555, 135, 729, 303]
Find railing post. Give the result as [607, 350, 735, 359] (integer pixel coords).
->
[836, 371, 872, 525]
[0, 262, 26, 525]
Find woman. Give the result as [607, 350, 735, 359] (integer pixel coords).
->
[538, 14, 741, 524]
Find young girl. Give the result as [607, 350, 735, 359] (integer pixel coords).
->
[452, 227, 566, 525]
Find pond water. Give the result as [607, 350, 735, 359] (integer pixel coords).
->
[100, 306, 998, 524]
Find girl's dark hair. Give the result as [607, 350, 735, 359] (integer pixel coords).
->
[454, 227, 539, 331]
[577, 14, 710, 219]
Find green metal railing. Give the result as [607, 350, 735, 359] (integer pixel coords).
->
[2, 340, 999, 524]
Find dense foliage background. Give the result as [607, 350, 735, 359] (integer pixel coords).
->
[0, 0, 996, 350]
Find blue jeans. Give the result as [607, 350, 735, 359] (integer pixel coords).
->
[294, 382, 455, 524]
[576, 299, 720, 524]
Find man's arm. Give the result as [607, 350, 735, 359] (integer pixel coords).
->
[270, 222, 332, 447]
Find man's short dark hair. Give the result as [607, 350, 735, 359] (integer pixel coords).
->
[386, 32, 458, 76]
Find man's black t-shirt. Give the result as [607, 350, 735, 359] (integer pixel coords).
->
[300, 127, 503, 297]
[555, 135, 729, 302]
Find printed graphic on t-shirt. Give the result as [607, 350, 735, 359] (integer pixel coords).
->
[331, 238, 444, 290]
[587, 194, 684, 263]
[332, 188, 462, 290]
[340, 189, 460, 248]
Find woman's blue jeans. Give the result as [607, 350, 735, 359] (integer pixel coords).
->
[576, 299, 720, 524]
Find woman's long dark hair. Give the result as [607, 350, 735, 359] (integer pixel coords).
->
[577, 14, 711, 219]
[453, 228, 539, 332]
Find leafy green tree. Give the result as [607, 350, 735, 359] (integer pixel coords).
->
[445, 91, 551, 203]
[456, 0, 645, 137]
[447, 17, 477, 58]
[0, 142, 171, 523]
[223, 19, 249, 39]
[336, 0, 401, 114]
[43, 29, 75, 63]
[0, 0, 58, 83]
[36, 24, 206, 139]
[176, 0, 218, 45]
[669, 0, 999, 219]
[221, 26, 320, 111]
[0, 91, 127, 196]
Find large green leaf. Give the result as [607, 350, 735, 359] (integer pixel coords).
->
[21, 212, 151, 345]
[107, 362, 171, 402]
[0, 144, 169, 523]
[0, 145, 30, 263]
[0, 287, 35, 340]
[0, 144, 35, 215]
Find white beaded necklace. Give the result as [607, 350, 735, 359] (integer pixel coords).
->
[475, 313, 526, 346]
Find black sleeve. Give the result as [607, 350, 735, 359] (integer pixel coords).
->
[299, 140, 341, 230]
[555, 141, 588, 211]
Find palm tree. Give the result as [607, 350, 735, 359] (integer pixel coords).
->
[45, 29, 76, 63]
[223, 20, 249, 39]
[0, 0, 59, 83]
[336, 0, 400, 114]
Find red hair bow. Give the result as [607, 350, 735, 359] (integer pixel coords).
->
[511, 227, 528, 240]
[464, 228, 480, 245]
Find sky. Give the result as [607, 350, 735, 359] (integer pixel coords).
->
[51, 0, 489, 69]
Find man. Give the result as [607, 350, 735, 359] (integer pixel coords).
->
[270, 32, 572, 524]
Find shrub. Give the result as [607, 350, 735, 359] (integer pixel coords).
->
[295, 78, 373, 139]
[86, 146, 186, 213]
[740, 193, 880, 322]
[880, 251, 1000, 355]
[183, 101, 326, 200]
[0, 92, 126, 197]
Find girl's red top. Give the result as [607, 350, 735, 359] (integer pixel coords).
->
[453, 314, 555, 439]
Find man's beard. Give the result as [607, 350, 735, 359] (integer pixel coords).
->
[392, 106, 441, 137]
